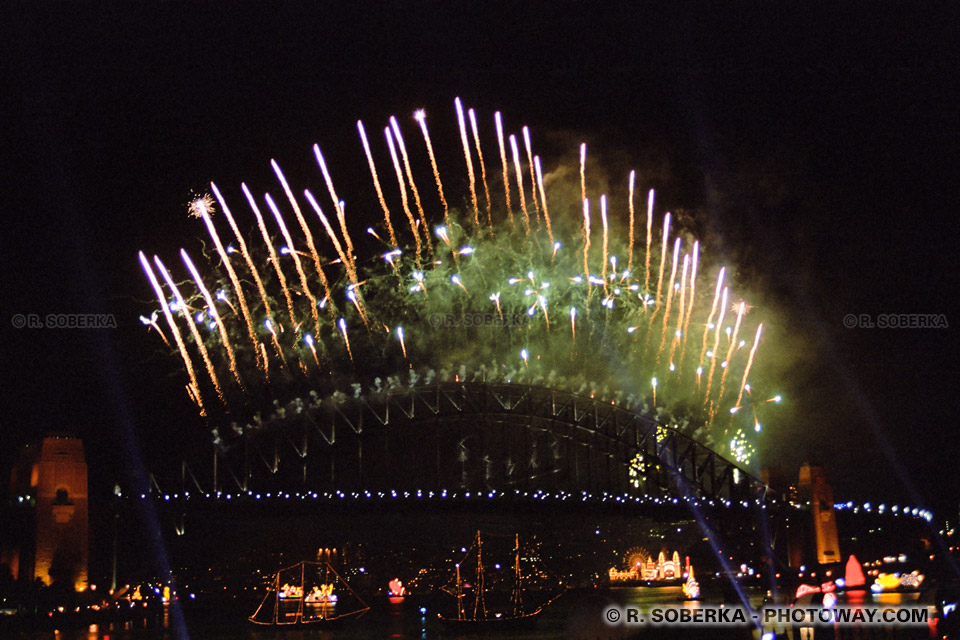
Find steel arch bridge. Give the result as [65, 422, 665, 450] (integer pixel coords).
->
[154, 382, 774, 507]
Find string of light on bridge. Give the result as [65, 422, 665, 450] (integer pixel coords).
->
[124, 488, 933, 523]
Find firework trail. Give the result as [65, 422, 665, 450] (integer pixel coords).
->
[509, 134, 530, 234]
[339, 318, 354, 362]
[667, 253, 690, 368]
[396, 326, 408, 360]
[191, 195, 262, 370]
[454, 98, 480, 226]
[357, 120, 398, 247]
[698, 268, 726, 369]
[522, 126, 540, 221]
[139, 311, 170, 347]
[628, 170, 636, 273]
[154, 255, 224, 402]
[658, 237, 681, 355]
[582, 199, 591, 286]
[242, 183, 297, 329]
[414, 110, 450, 229]
[181, 248, 243, 389]
[680, 241, 699, 361]
[713, 301, 746, 418]
[211, 183, 275, 325]
[467, 108, 492, 227]
[304, 189, 363, 295]
[494, 112, 513, 226]
[265, 193, 321, 335]
[389, 117, 431, 253]
[645, 189, 654, 295]
[703, 287, 729, 405]
[653, 212, 671, 316]
[600, 195, 610, 286]
[313, 146, 357, 276]
[736, 324, 763, 409]
[534, 156, 553, 242]
[384, 126, 423, 267]
[579, 143, 587, 204]
[140, 251, 205, 415]
[271, 161, 337, 324]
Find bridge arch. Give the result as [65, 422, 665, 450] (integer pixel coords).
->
[162, 382, 772, 505]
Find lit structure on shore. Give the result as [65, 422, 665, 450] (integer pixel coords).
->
[3, 436, 89, 591]
[609, 549, 686, 582]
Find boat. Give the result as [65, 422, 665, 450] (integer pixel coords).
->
[250, 560, 369, 625]
[438, 531, 563, 628]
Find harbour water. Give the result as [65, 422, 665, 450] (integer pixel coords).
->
[4, 587, 933, 640]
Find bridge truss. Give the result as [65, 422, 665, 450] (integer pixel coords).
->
[155, 383, 775, 507]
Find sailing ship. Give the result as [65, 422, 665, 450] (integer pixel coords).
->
[438, 531, 563, 627]
[249, 560, 369, 626]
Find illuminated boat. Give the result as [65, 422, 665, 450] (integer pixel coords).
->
[387, 578, 406, 603]
[682, 566, 701, 601]
[438, 531, 563, 628]
[250, 560, 368, 626]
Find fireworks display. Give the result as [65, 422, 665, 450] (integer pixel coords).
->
[138, 100, 779, 465]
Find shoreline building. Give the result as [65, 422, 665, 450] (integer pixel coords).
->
[3, 435, 89, 591]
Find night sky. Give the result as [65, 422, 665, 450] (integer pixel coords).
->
[3, 4, 958, 516]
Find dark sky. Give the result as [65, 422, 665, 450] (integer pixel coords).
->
[2, 3, 958, 516]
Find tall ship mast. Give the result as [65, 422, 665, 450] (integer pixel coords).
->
[439, 530, 563, 627]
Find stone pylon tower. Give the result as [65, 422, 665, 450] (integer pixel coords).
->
[797, 463, 840, 565]
[6, 436, 89, 590]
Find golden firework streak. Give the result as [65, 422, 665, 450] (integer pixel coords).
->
[698, 267, 726, 369]
[389, 116, 432, 257]
[468, 108, 492, 227]
[195, 198, 262, 371]
[715, 301, 746, 411]
[414, 110, 450, 229]
[313, 145, 357, 280]
[522, 126, 540, 222]
[703, 287, 729, 406]
[509, 134, 530, 234]
[384, 127, 423, 268]
[181, 248, 243, 390]
[628, 170, 636, 273]
[242, 183, 297, 329]
[357, 120, 398, 247]
[736, 324, 763, 408]
[653, 212, 671, 317]
[494, 111, 513, 226]
[600, 195, 609, 287]
[579, 143, 587, 204]
[681, 241, 699, 357]
[154, 255, 224, 402]
[271, 161, 336, 328]
[645, 189, 654, 296]
[658, 237, 681, 355]
[140, 252, 206, 415]
[264, 193, 320, 334]
[211, 183, 275, 326]
[454, 98, 479, 226]
[534, 156, 553, 242]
